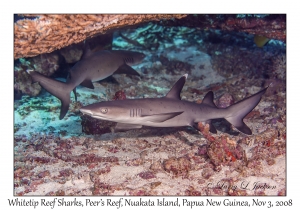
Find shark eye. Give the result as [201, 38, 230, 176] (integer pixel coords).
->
[100, 108, 108, 114]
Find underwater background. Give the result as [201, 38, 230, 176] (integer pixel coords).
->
[13, 14, 286, 196]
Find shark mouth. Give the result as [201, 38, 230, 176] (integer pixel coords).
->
[79, 108, 113, 121]
[79, 108, 93, 116]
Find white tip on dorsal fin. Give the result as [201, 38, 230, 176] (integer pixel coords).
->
[183, 73, 188, 79]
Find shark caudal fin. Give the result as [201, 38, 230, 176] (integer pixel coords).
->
[225, 87, 268, 135]
[27, 70, 72, 120]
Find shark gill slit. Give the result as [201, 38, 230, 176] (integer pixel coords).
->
[124, 57, 133, 64]
[130, 108, 141, 117]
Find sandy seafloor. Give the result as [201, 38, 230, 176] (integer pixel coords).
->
[14, 22, 286, 196]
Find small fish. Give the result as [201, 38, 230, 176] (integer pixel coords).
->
[80, 74, 268, 135]
[254, 35, 270, 47]
[27, 50, 145, 119]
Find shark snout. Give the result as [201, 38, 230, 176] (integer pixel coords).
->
[80, 108, 93, 116]
[140, 53, 146, 59]
[135, 52, 146, 63]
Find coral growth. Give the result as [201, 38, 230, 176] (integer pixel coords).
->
[14, 67, 41, 96]
[59, 43, 84, 64]
[59, 34, 113, 63]
[158, 55, 193, 75]
[207, 136, 243, 167]
[14, 51, 60, 96]
[30, 52, 60, 76]
[163, 157, 191, 176]
[112, 90, 126, 100]
[14, 14, 187, 59]
[271, 53, 286, 80]
[162, 14, 286, 41]
[14, 118, 286, 196]
[209, 45, 274, 78]
[216, 93, 234, 108]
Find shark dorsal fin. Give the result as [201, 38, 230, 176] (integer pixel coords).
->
[165, 74, 188, 100]
[202, 91, 217, 107]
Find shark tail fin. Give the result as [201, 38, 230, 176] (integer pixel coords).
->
[224, 87, 268, 135]
[27, 70, 72, 120]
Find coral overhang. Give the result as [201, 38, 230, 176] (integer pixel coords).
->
[14, 14, 187, 59]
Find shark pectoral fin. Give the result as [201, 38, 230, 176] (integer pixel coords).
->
[208, 121, 217, 134]
[142, 111, 183, 123]
[209, 125, 217, 134]
[72, 88, 77, 101]
[114, 64, 140, 76]
[80, 79, 94, 89]
[59, 98, 70, 120]
[115, 123, 142, 131]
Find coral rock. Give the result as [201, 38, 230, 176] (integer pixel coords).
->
[163, 157, 191, 176]
[14, 68, 42, 96]
[216, 93, 234, 108]
[30, 52, 60, 76]
[81, 115, 115, 135]
[138, 171, 156, 179]
[150, 161, 163, 172]
[185, 188, 201, 195]
[207, 136, 243, 167]
[202, 168, 214, 179]
[112, 90, 126, 100]
[37, 170, 50, 178]
[59, 43, 84, 63]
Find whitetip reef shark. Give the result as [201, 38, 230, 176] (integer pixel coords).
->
[27, 50, 145, 119]
[80, 74, 268, 135]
